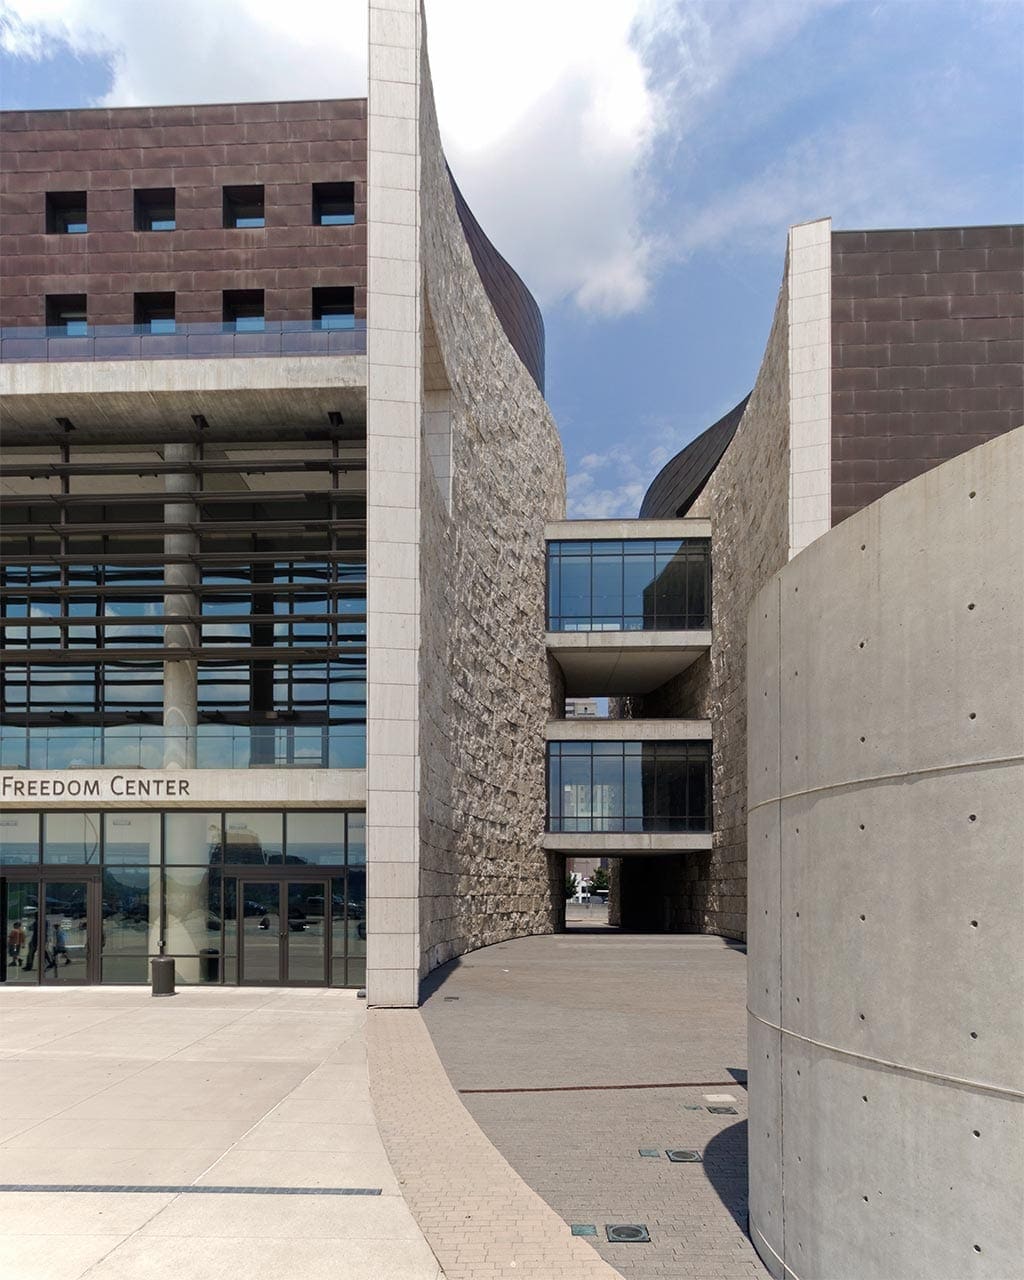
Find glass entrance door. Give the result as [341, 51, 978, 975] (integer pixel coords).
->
[3, 877, 96, 985]
[239, 880, 328, 985]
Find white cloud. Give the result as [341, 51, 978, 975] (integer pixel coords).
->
[425, 0, 664, 315]
[567, 442, 659, 519]
[0, 1, 368, 105]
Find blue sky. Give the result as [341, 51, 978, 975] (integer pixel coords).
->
[2, 0, 1021, 516]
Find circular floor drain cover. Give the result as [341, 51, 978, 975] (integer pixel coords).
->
[606, 1223, 651, 1243]
[666, 1149, 703, 1163]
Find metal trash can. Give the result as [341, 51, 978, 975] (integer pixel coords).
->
[151, 955, 175, 997]
[199, 947, 220, 983]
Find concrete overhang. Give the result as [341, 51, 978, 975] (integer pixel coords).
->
[543, 832, 714, 856]
[545, 718, 710, 741]
[0, 355, 367, 441]
[547, 630, 712, 697]
[546, 517, 711, 541]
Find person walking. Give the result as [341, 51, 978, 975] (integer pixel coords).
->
[22, 915, 40, 972]
[7, 920, 25, 968]
[52, 920, 72, 966]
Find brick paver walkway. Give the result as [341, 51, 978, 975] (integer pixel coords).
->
[420, 932, 769, 1280]
[369, 1008, 619, 1280]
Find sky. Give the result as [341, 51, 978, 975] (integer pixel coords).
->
[1, 0, 1021, 517]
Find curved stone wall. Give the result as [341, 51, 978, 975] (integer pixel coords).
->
[417, 29, 566, 974]
[746, 428, 1024, 1279]
[448, 168, 546, 395]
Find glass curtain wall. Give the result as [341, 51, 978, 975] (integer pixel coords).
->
[547, 741, 711, 834]
[0, 437, 366, 769]
[0, 810, 365, 986]
[547, 538, 710, 632]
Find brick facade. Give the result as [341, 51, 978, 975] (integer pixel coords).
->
[831, 224, 1023, 524]
[0, 99, 366, 328]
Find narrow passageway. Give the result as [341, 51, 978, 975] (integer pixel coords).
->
[565, 899, 616, 932]
[421, 930, 766, 1279]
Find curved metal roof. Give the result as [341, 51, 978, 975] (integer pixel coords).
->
[448, 167, 546, 395]
[639, 393, 750, 518]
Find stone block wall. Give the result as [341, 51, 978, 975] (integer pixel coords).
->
[416, 32, 566, 975]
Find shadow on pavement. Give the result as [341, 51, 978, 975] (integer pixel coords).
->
[418, 952, 464, 1003]
[703, 1119, 753, 1235]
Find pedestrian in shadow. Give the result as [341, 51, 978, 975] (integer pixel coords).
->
[22, 915, 40, 972]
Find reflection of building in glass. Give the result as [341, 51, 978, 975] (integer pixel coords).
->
[548, 538, 709, 632]
[0, 810, 366, 986]
[547, 741, 711, 834]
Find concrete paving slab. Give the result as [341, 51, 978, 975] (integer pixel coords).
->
[0, 987, 440, 1280]
[79, 1234, 443, 1280]
[234, 1120, 384, 1153]
[134, 1191, 427, 1239]
[0, 1234, 130, 1280]
[56, 1089, 285, 1124]
[268, 1096, 375, 1125]
[0, 1146, 227, 1186]
[194, 1147, 400, 1193]
[0, 1190, 176, 1234]
[15, 1116, 257, 1151]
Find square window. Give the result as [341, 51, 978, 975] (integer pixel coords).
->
[312, 181, 355, 226]
[222, 289, 265, 332]
[134, 291, 176, 333]
[223, 185, 265, 229]
[46, 191, 87, 234]
[134, 188, 176, 231]
[312, 286, 355, 330]
[46, 294, 87, 336]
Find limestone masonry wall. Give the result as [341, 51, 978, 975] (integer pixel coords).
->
[417, 40, 566, 975]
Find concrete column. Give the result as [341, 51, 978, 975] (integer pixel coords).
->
[163, 443, 198, 768]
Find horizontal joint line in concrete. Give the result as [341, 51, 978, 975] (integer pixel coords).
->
[748, 752, 1023, 812]
[459, 1078, 743, 1095]
[747, 1010, 1024, 1101]
[0, 1184, 384, 1196]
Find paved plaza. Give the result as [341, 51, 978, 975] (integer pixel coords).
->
[420, 930, 767, 1280]
[0, 933, 769, 1280]
[0, 986, 440, 1280]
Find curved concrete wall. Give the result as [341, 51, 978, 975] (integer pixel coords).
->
[746, 428, 1024, 1279]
